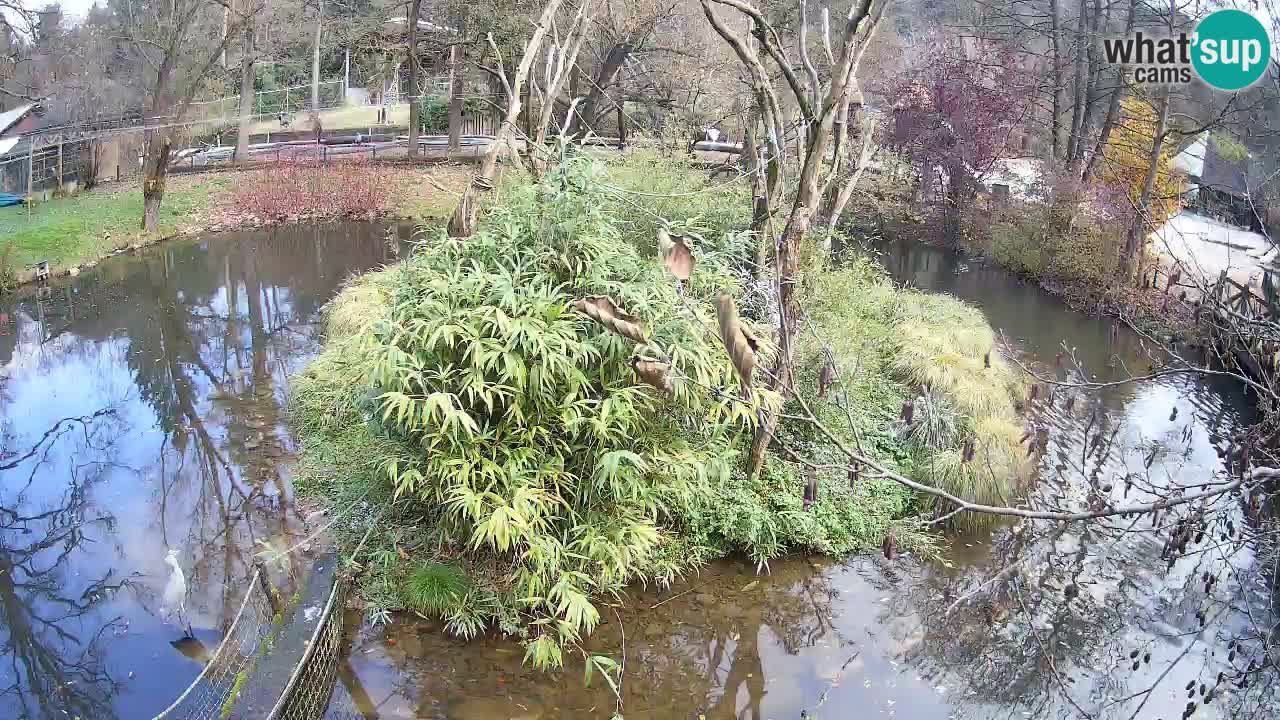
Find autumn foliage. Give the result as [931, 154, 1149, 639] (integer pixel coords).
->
[1096, 96, 1185, 228]
[886, 38, 1034, 182]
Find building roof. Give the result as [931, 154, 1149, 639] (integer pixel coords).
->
[0, 103, 36, 137]
[1172, 133, 1207, 177]
[385, 17, 458, 34]
[1199, 138, 1250, 197]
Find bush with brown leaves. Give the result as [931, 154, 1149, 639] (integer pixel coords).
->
[232, 159, 394, 221]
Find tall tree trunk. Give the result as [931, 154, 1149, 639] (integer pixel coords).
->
[1065, 1, 1088, 167]
[1125, 0, 1176, 273]
[744, 101, 766, 243]
[406, 0, 423, 158]
[1049, 0, 1064, 164]
[447, 36, 464, 152]
[142, 130, 172, 232]
[1075, 0, 1102, 169]
[1125, 89, 1170, 272]
[311, 0, 323, 117]
[235, 19, 256, 166]
[1082, 0, 1136, 184]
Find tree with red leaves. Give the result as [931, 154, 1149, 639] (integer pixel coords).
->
[886, 38, 1035, 244]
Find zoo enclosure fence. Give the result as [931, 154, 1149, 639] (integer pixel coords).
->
[148, 563, 350, 720]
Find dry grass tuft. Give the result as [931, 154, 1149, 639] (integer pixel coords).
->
[801, 259, 1032, 531]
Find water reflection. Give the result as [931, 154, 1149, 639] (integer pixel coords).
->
[0, 223, 402, 719]
[326, 238, 1275, 720]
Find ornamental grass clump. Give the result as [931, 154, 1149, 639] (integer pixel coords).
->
[795, 259, 1030, 532]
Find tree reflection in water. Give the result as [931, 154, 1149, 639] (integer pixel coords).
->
[0, 223, 403, 719]
[0, 411, 129, 719]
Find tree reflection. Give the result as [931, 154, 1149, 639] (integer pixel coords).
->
[0, 414, 128, 720]
[0, 223, 399, 718]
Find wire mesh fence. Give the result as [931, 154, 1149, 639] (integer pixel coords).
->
[150, 568, 276, 720]
[188, 80, 348, 123]
[146, 560, 351, 720]
[0, 141, 86, 195]
[271, 572, 348, 720]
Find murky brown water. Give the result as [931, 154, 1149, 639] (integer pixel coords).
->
[2, 226, 1273, 720]
[322, 239, 1276, 720]
[0, 223, 404, 719]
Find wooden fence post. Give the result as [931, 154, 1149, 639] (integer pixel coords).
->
[57, 140, 64, 191]
[26, 141, 34, 199]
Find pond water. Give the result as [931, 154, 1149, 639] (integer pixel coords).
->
[323, 239, 1273, 720]
[0, 223, 404, 720]
[1, 227, 1273, 720]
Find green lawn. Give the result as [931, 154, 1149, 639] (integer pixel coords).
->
[0, 176, 228, 272]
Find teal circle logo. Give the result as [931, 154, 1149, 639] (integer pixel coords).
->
[1192, 10, 1272, 91]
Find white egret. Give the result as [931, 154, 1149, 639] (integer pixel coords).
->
[161, 549, 192, 636]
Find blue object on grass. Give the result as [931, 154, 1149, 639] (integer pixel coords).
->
[0, 192, 22, 207]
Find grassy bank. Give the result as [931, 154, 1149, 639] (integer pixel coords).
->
[289, 153, 1028, 666]
[1, 174, 231, 274]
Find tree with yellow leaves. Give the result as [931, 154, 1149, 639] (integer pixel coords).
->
[1097, 95, 1185, 237]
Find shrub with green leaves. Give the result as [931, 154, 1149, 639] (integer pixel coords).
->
[292, 153, 1022, 668]
[303, 156, 772, 666]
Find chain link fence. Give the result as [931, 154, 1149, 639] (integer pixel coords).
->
[270, 571, 349, 720]
[188, 80, 348, 124]
[144, 555, 349, 720]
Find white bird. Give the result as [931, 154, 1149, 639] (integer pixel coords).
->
[161, 549, 192, 636]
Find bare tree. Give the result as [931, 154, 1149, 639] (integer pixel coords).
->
[699, 0, 886, 477]
[527, 0, 595, 172]
[446, 0, 568, 237]
[111, 0, 264, 230]
[562, 0, 677, 138]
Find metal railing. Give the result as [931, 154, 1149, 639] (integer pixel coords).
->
[269, 572, 349, 720]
